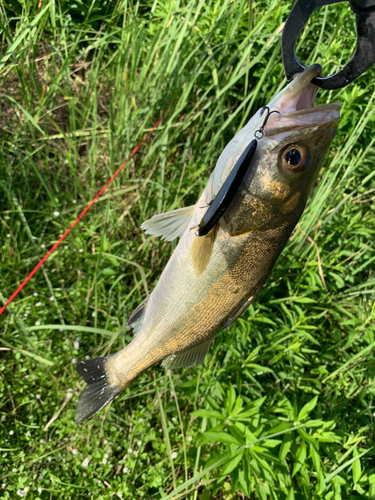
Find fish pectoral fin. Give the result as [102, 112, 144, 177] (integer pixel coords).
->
[222, 281, 265, 329]
[127, 296, 149, 334]
[75, 356, 120, 424]
[141, 205, 195, 241]
[162, 337, 214, 369]
[190, 224, 218, 277]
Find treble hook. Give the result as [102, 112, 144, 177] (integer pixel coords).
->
[254, 106, 280, 139]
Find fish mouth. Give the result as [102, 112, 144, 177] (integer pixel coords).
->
[264, 64, 341, 136]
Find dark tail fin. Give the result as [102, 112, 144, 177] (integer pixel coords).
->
[75, 356, 120, 424]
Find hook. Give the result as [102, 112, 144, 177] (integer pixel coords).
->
[254, 107, 280, 139]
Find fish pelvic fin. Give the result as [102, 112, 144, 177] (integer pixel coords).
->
[75, 356, 121, 424]
[162, 337, 214, 369]
[190, 224, 218, 277]
[141, 205, 195, 241]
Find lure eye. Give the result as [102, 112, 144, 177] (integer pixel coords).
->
[281, 145, 308, 174]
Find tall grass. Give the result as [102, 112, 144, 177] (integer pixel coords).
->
[0, 0, 374, 498]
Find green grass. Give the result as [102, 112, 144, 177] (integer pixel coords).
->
[1, 0, 375, 498]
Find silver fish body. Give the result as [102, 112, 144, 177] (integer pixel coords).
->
[75, 65, 340, 424]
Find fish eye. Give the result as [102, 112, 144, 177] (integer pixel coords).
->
[280, 145, 308, 174]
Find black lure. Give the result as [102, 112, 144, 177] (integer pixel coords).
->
[197, 139, 257, 237]
[196, 106, 280, 238]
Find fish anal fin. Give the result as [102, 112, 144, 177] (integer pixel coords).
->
[191, 224, 218, 277]
[141, 205, 195, 241]
[162, 337, 214, 369]
[127, 296, 149, 334]
[222, 281, 265, 329]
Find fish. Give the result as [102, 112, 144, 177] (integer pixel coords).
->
[75, 64, 341, 424]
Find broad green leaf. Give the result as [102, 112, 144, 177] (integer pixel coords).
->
[286, 488, 295, 500]
[242, 345, 261, 364]
[279, 433, 293, 461]
[260, 439, 282, 448]
[221, 450, 244, 476]
[191, 409, 226, 420]
[249, 449, 276, 479]
[198, 431, 241, 447]
[352, 448, 361, 484]
[230, 395, 243, 417]
[225, 385, 236, 414]
[298, 396, 318, 420]
[317, 468, 326, 495]
[104, 254, 120, 267]
[369, 481, 375, 500]
[238, 470, 250, 498]
[243, 363, 275, 373]
[315, 432, 341, 443]
[101, 267, 116, 276]
[310, 446, 321, 475]
[292, 441, 307, 477]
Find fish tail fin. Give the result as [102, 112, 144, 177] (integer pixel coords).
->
[75, 355, 121, 424]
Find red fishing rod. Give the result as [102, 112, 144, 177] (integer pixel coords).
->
[0, 110, 169, 317]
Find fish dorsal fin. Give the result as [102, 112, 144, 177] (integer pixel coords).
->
[162, 337, 214, 369]
[141, 205, 195, 241]
[190, 224, 218, 277]
[222, 281, 265, 329]
[127, 296, 149, 334]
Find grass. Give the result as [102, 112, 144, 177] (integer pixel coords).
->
[0, 0, 375, 498]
